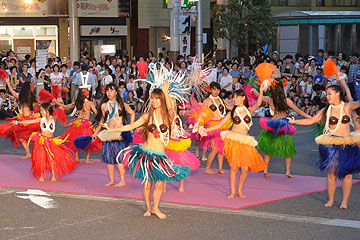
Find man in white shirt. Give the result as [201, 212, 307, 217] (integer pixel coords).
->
[74, 64, 96, 97]
[220, 67, 233, 92]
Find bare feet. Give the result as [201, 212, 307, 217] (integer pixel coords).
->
[39, 177, 45, 182]
[85, 160, 94, 164]
[152, 209, 166, 220]
[201, 156, 207, 162]
[163, 188, 167, 193]
[51, 177, 56, 182]
[227, 193, 236, 199]
[237, 192, 247, 198]
[143, 210, 152, 217]
[324, 201, 334, 207]
[22, 154, 31, 159]
[264, 172, 270, 178]
[286, 174, 294, 178]
[178, 187, 184, 192]
[205, 169, 217, 175]
[218, 169, 225, 174]
[76, 158, 83, 163]
[339, 203, 348, 210]
[113, 182, 126, 187]
[105, 181, 115, 187]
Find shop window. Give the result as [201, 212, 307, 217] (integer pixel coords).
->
[325, 25, 336, 52]
[271, 0, 288, 6]
[0, 40, 12, 51]
[36, 27, 56, 36]
[296, 0, 309, 6]
[334, 0, 357, 6]
[316, 0, 324, 6]
[0, 27, 11, 36]
[13, 27, 33, 36]
[299, 25, 309, 56]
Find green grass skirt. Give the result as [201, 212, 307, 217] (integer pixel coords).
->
[258, 130, 297, 157]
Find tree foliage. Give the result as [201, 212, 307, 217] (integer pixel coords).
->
[213, 0, 275, 53]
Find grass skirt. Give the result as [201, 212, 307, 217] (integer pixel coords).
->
[118, 144, 191, 183]
[202, 119, 232, 154]
[221, 131, 266, 172]
[102, 140, 128, 164]
[165, 138, 200, 171]
[3, 114, 41, 146]
[258, 129, 297, 157]
[317, 134, 360, 179]
[29, 133, 77, 178]
[62, 119, 102, 153]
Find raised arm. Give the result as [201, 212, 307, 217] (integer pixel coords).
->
[249, 84, 265, 114]
[124, 103, 135, 124]
[286, 98, 311, 118]
[18, 117, 41, 125]
[339, 75, 353, 101]
[56, 101, 74, 110]
[290, 108, 324, 125]
[204, 112, 231, 132]
[108, 113, 148, 132]
[6, 77, 19, 99]
[252, 88, 270, 104]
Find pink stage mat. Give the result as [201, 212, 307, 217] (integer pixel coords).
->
[0, 155, 358, 209]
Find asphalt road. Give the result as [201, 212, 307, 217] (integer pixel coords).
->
[0, 117, 359, 240]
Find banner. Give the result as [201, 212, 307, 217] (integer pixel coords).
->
[77, 0, 118, 17]
[180, 33, 191, 58]
[0, 0, 67, 17]
[81, 25, 127, 36]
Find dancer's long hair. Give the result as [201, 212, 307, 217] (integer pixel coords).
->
[75, 89, 87, 111]
[40, 102, 54, 117]
[93, 83, 127, 127]
[19, 82, 37, 112]
[142, 89, 172, 141]
[269, 80, 288, 114]
[230, 89, 249, 121]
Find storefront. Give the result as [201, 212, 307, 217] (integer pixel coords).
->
[273, 11, 360, 58]
[80, 25, 128, 59]
[0, 25, 58, 58]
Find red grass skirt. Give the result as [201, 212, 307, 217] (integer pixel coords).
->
[1, 114, 41, 146]
[62, 118, 102, 153]
[30, 133, 77, 178]
[201, 119, 232, 154]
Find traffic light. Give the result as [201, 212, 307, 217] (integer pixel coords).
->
[179, 15, 191, 34]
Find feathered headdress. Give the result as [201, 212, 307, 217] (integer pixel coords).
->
[185, 59, 212, 102]
[323, 58, 339, 79]
[254, 63, 277, 90]
[135, 63, 191, 111]
[136, 61, 148, 79]
[0, 69, 8, 82]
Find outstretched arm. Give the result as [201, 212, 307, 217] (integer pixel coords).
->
[290, 109, 324, 125]
[17, 118, 41, 125]
[252, 88, 270, 104]
[204, 112, 231, 132]
[286, 98, 311, 118]
[107, 113, 148, 132]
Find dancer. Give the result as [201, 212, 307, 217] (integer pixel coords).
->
[164, 109, 200, 192]
[107, 80, 191, 219]
[61, 88, 101, 163]
[93, 83, 135, 187]
[289, 85, 360, 209]
[201, 82, 232, 174]
[0, 77, 40, 158]
[18, 102, 77, 182]
[202, 84, 266, 198]
[253, 65, 311, 178]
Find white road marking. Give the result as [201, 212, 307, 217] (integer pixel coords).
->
[16, 189, 57, 209]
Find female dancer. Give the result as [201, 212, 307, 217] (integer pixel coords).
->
[202, 84, 266, 198]
[201, 82, 232, 174]
[290, 85, 360, 209]
[164, 109, 200, 192]
[255, 80, 311, 178]
[0, 78, 40, 158]
[93, 83, 135, 187]
[61, 89, 101, 163]
[17, 102, 77, 182]
[106, 82, 191, 219]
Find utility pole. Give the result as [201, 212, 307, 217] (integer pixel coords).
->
[169, 0, 180, 62]
[196, 0, 203, 63]
[69, 0, 79, 63]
